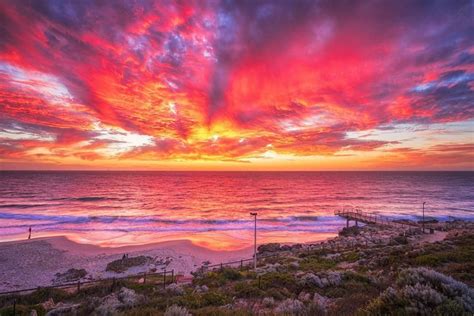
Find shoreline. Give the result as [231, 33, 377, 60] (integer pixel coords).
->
[0, 218, 471, 293]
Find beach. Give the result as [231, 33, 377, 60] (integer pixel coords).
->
[0, 237, 252, 292]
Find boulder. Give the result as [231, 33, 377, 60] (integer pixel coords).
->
[262, 297, 275, 307]
[327, 271, 342, 286]
[167, 283, 184, 295]
[95, 287, 143, 315]
[194, 285, 209, 293]
[41, 298, 55, 310]
[53, 268, 87, 284]
[320, 277, 329, 287]
[312, 293, 330, 313]
[45, 303, 80, 316]
[298, 291, 311, 302]
[275, 299, 306, 315]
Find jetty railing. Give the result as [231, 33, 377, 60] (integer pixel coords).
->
[335, 207, 436, 231]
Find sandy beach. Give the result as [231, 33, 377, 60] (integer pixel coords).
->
[0, 236, 252, 292]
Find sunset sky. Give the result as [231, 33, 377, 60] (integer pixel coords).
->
[0, 0, 473, 171]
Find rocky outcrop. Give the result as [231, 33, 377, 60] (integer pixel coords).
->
[94, 287, 144, 314]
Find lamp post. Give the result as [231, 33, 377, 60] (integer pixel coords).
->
[422, 202, 426, 233]
[250, 212, 258, 270]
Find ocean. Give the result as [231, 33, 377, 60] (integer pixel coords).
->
[0, 171, 473, 249]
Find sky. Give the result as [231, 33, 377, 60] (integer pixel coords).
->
[0, 0, 473, 171]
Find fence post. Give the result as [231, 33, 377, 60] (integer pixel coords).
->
[112, 277, 116, 292]
[220, 262, 223, 270]
[171, 269, 174, 284]
[77, 280, 81, 292]
[240, 259, 243, 270]
[13, 299, 16, 316]
[163, 270, 166, 289]
[144, 272, 147, 284]
[258, 275, 261, 289]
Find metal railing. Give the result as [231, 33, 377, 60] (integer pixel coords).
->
[335, 207, 436, 231]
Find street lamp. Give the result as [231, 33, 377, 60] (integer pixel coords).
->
[250, 212, 258, 270]
[422, 202, 426, 233]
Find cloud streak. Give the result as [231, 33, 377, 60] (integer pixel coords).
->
[0, 0, 472, 170]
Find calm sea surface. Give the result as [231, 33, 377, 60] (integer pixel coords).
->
[0, 171, 473, 249]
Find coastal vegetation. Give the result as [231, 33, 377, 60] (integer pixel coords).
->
[0, 221, 473, 315]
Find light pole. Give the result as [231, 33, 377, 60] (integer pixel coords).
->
[422, 202, 426, 233]
[250, 212, 257, 270]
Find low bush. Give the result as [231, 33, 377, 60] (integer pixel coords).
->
[233, 282, 264, 298]
[363, 267, 474, 314]
[299, 256, 337, 272]
[164, 304, 192, 316]
[259, 272, 298, 292]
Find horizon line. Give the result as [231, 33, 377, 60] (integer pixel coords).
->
[1, 169, 473, 172]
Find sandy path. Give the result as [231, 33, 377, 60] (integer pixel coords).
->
[0, 236, 252, 292]
[416, 231, 448, 244]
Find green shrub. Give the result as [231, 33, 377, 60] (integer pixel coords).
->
[263, 287, 293, 301]
[413, 253, 443, 266]
[221, 268, 242, 281]
[343, 251, 360, 262]
[299, 256, 336, 272]
[202, 291, 230, 306]
[233, 282, 264, 298]
[259, 272, 297, 292]
[0, 288, 70, 308]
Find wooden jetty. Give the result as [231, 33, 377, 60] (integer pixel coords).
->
[335, 208, 435, 232]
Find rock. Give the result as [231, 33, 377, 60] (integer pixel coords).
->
[45, 303, 80, 316]
[291, 244, 303, 250]
[327, 271, 342, 286]
[262, 297, 275, 307]
[95, 287, 143, 315]
[53, 268, 87, 284]
[312, 293, 330, 313]
[106, 256, 152, 273]
[167, 283, 184, 295]
[117, 287, 143, 306]
[289, 261, 300, 269]
[95, 293, 121, 315]
[194, 285, 209, 293]
[41, 298, 55, 310]
[257, 243, 281, 253]
[320, 277, 329, 287]
[298, 291, 311, 302]
[29, 310, 38, 316]
[281, 245, 292, 251]
[164, 305, 192, 316]
[275, 299, 306, 315]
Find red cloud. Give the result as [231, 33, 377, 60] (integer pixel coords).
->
[0, 0, 472, 169]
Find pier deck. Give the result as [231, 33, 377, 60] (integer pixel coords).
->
[335, 208, 435, 232]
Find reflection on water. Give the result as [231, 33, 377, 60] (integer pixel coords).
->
[0, 171, 473, 249]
